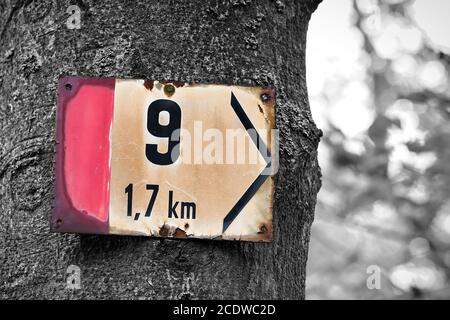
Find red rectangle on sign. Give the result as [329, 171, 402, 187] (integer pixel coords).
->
[53, 77, 115, 234]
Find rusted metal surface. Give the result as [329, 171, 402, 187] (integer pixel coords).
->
[52, 76, 276, 241]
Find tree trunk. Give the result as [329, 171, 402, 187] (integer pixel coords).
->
[0, 0, 322, 299]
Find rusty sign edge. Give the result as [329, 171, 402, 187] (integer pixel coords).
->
[52, 76, 276, 243]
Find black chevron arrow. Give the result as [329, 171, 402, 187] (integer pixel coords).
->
[222, 92, 272, 233]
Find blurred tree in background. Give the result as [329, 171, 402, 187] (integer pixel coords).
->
[306, 0, 450, 299]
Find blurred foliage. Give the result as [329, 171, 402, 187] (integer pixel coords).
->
[307, 0, 450, 299]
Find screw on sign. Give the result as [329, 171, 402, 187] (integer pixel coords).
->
[52, 76, 277, 241]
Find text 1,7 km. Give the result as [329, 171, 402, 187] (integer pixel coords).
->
[124, 183, 196, 221]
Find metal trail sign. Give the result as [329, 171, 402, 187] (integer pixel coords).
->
[52, 76, 276, 241]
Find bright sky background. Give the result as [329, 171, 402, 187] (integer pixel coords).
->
[306, 0, 450, 171]
[306, 0, 371, 138]
[306, 0, 450, 137]
[411, 0, 450, 54]
[305, 0, 450, 298]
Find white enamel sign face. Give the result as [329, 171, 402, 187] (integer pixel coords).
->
[53, 77, 276, 241]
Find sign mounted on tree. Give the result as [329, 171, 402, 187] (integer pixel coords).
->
[52, 76, 276, 241]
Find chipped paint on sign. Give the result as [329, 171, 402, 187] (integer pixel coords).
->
[52, 76, 276, 241]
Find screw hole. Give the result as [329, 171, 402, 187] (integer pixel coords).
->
[55, 218, 63, 228]
[260, 93, 271, 102]
[64, 83, 72, 91]
[164, 84, 175, 95]
[184, 223, 189, 230]
[258, 225, 267, 234]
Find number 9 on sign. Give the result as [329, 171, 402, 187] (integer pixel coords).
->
[146, 99, 182, 165]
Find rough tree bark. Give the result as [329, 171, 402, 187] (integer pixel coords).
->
[0, 0, 322, 299]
